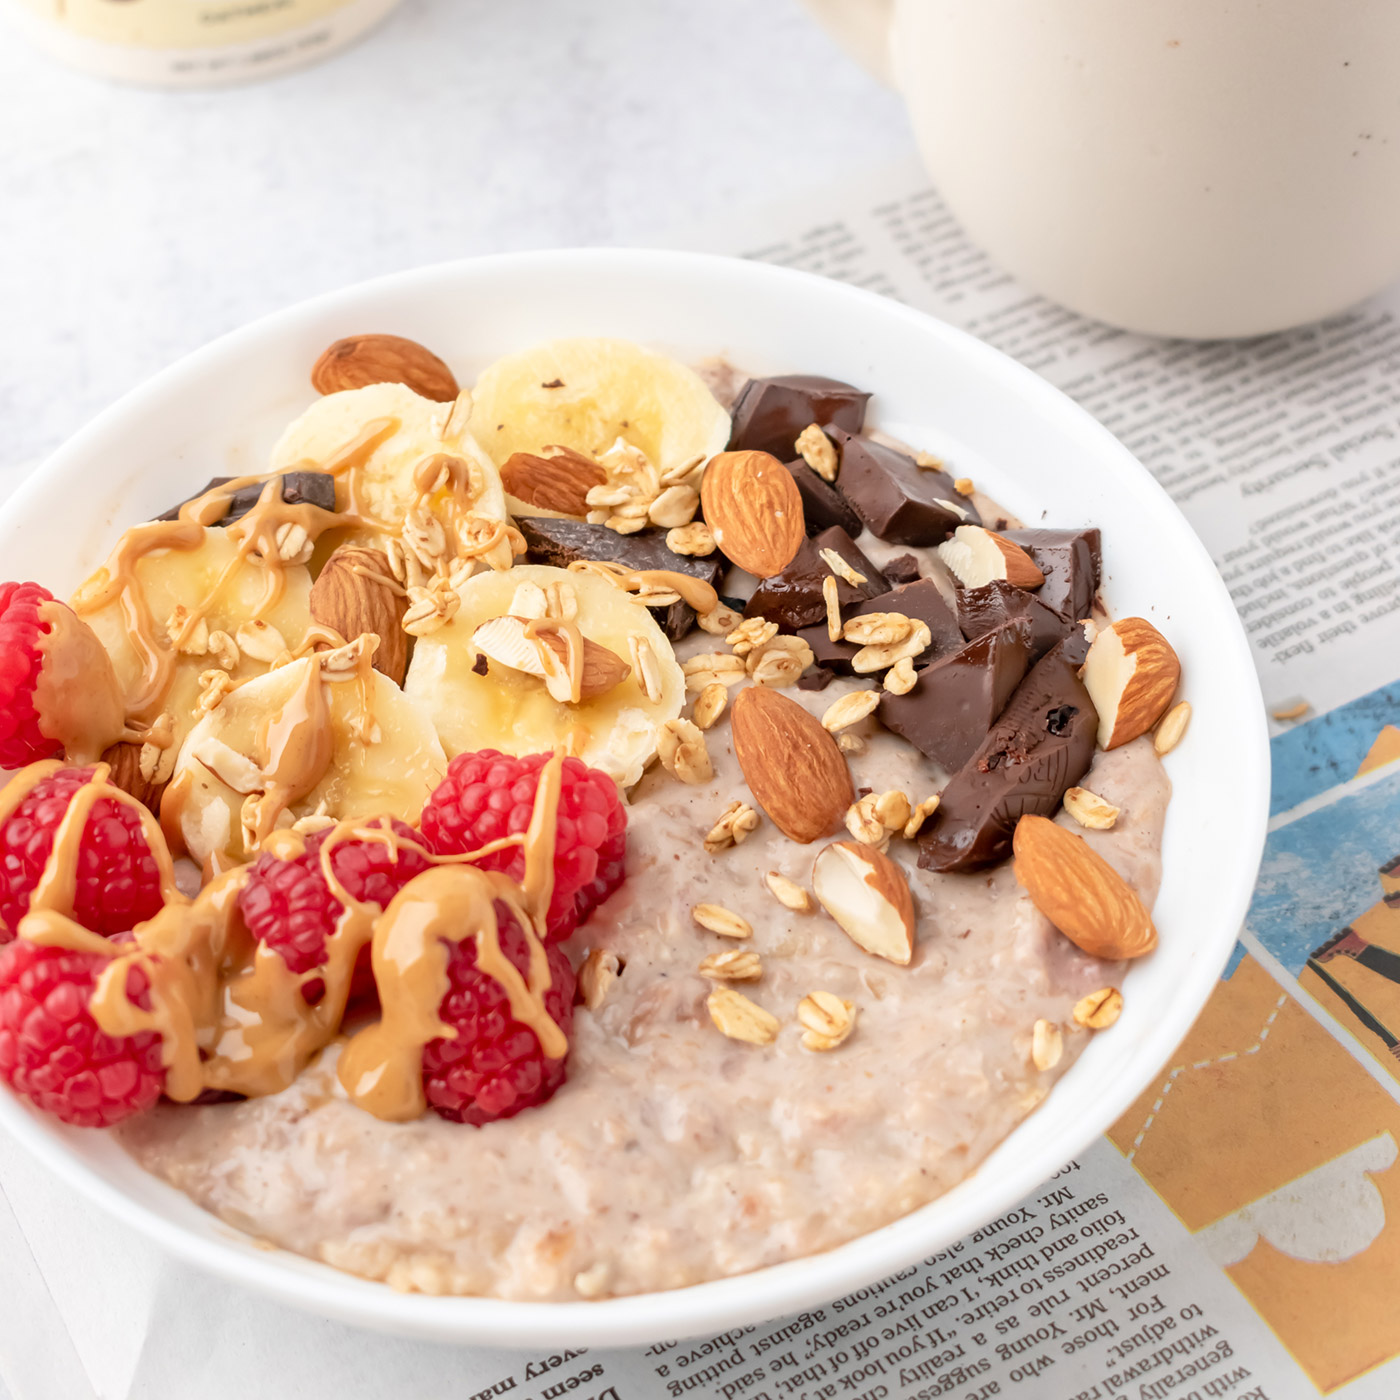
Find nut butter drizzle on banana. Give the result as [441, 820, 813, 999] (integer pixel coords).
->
[244, 656, 334, 846]
[6, 752, 569, 1120]
[70, 420, 398, 722]
[524, 617, 586, 704]
[565, 560, 719, 616]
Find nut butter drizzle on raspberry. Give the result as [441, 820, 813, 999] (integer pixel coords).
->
[337, 749, 568, 1122]
[32, 601, 129, 763]
[17, 762, 183, 915]
[14, 763, 201, 1096]
[2, 751, 570, 1118]
[69, 418, 397, 722]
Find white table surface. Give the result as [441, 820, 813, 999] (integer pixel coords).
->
[0, 3, 909, 1397]
[0, 0, 909, 476]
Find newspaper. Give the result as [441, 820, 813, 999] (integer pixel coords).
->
[6, 158, 1400, 1398]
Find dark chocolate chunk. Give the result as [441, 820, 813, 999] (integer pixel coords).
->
[796, 667, 837, 692]
[728, 375, 871, 459]
[917, 638, 1098, 873]
[879, 618, 1033, 771]
[744, 526, 888, 631]
[156, 471, 337, 526]
[882, 553, 922, 585]
[798, 577, 965, 674]
[826, 428, 981, 546]
[783, 459, 864, 537]
[1056, 619, 1093, 669]
[1001, 528, 1101, 622]
[956, 579, 1073, 663]
[516, 517, 724, 641]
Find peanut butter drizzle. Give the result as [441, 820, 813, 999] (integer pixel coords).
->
[32, 602, 127, 764]
[565, 560, 718, 615]
[0, 751, 571, 1118]
[73, 518, 204, 720]
[336, 751, 568, 1121]
[0, 761, 65, 830]
[246, 658, 334, 845]
[336, 867, 551, 1121]
[24, 763, 182, 917]
[310, 417, 401, 523]
[524, 617, 586, 704]
[69, 419, 397, 724]
[20, 870, 251, 1103]
[158, 768, 194, 859]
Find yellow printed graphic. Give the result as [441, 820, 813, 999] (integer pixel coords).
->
[1109, 955, 1400, 1392]
[1356, 724, 1400, 779]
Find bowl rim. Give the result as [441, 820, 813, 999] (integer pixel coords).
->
[0, 247, 1270, 1346]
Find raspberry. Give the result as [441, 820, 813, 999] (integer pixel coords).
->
[238, 819, 433, 975]
[0, 582, 62, 770]
[420, 751, 627, 942]
[572, 830, 627, 926]
[0, 938, 165, 1127]
[0, 767, 168, 944]
[422, 900, 576, 1125]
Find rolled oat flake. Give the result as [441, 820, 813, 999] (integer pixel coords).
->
[5, 0, 404, 87]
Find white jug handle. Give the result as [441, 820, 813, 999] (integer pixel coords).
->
[801, 0, 896, 87]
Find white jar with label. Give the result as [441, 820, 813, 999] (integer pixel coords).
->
[4, 0, 405, 87]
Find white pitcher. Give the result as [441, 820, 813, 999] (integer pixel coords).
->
[806, 0, 1400, 338]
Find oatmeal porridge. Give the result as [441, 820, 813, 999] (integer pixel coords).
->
[0, 332, 1185, 1300]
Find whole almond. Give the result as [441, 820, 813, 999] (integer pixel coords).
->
[700, 450, 806, 578]
[1081, 617, 1181, 750]
[311, 334, 459, 402]
[309, 546, 410, 685]
[731, 686, 853, 843]
[101, 741, 166, 813]
[500, 448, 606, 517]
[1013, 814, 1157, 960]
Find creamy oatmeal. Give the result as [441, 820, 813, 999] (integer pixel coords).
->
[0, 333, 1185, 1303]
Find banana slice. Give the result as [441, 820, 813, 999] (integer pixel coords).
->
[270, 382, 507, 542]
[77, 529, 316, 756]
[468, 338, 731, 487]
[403, 564, 684, 786]
[167, 653, 447, 868]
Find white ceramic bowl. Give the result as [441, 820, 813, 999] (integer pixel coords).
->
[0, 249, 1268, 1345]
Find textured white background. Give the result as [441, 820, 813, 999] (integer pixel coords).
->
[0, 0, 909, 475]
[0, 3, 908, 1397]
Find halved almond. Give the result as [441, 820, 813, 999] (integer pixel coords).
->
[700, 450, 806, 578]
[1081, 618, 1181, 750]
[1013, 814, 1156, 960]
[937, 525, 1045, 590]
[311, 333, 459, 402]
[811, 840, 917, 965]
[731, 687, 853, 843]
[500, 447, 606, 517]
[471, 615, 631, 702]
